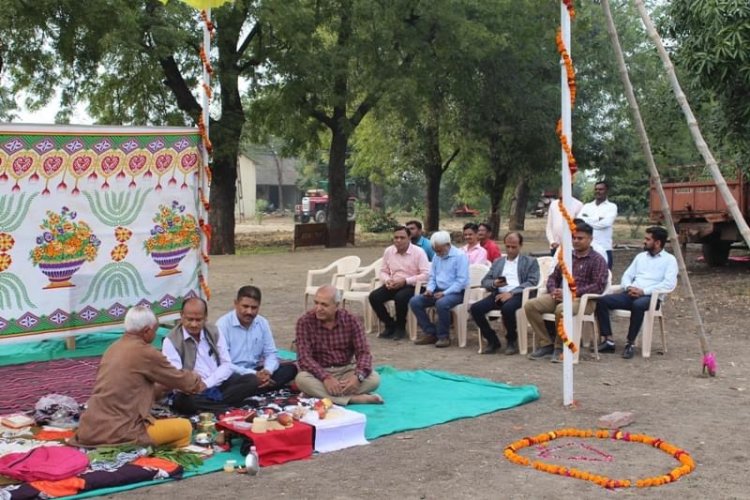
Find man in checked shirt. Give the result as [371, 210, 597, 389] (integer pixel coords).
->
[294, 285, 384, 405]
[524, 221, 608, 362]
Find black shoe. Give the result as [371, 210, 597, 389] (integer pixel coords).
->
[527, 345, 554, 360]
[480, 343, 499, 354]
[378, 326, 395, 339]
[392, 327, 407, 340]
[598, 339, 616, 353]
[622, 343, 635, 359]
[504, 341, 519, 355]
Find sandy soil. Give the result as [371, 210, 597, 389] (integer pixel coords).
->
[113, 219, 750, 499]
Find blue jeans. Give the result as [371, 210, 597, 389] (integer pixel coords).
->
[409, 291, 464, 339]
[595, 291, 660, 343]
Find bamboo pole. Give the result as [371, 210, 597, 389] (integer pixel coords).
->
[634, 0, 750, 252]
[600, 0, 713, 370]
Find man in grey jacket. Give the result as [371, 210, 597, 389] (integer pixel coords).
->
[469, 232, 540, 354]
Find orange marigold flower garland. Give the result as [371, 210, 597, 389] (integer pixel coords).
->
[562, 0, 575, 19]
[504, 428, 695, 489]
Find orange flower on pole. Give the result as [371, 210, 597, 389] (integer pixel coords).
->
[0, 253, 11, 272]
[0, 233, 15, 252]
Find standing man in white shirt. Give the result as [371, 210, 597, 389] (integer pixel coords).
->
[546, 195, 583, 256]
[579, 181, 618, 269]
[595, 226, 678, 359]
[162, 297, 256, 414]
[216, 286, 297, 394]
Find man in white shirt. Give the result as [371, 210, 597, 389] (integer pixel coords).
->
[596, 227, 678, 359]
[579, 181, 618, 269]
[546, 196, 583, 256]
[163, 297, 256, 414]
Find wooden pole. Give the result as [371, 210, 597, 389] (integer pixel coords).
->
[633, 0, 750, 251]
[600, 0, 711, 360]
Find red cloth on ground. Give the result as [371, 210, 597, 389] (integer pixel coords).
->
[217, 412, 313, 467]
[0, 446, 88, 482]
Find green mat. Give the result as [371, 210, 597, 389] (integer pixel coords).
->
[0, 329, 171, 367]
[65, 448, 245, 500]
[1, 335, 538, 498]
[351, 365, 539, 440]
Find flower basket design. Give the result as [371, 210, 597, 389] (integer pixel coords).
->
[30, 207, 100, 289]
[144, 201, 200, 277]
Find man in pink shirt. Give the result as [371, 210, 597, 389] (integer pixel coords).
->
[478, 222, 502, 263]
[369, 225, 430, 340]
[461, 223, 489, 265]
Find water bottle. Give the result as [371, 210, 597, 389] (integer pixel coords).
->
[245, 445, 260, 476]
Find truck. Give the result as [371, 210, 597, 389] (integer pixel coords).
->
[649, 167, 748, 266]
[294, 189, 356, 224]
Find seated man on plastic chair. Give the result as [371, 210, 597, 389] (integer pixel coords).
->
[369, 225, 430, 341]
[524, 221, 608, 362]
[409, 230, 469, 348]
[470, 232, 539, 355]
[596, 226, 678, 359]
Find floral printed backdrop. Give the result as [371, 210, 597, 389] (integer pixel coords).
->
[0, 125, 209, 342]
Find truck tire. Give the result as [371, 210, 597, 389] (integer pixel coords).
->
[301, 214, 310, 223]
[702, 239, 731, 267]
[315, 210, 327, 223]
[347, 203, 356, 221]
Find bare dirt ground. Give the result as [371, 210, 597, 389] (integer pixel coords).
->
[115, 218, 750, 500]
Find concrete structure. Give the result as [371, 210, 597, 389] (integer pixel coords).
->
[236, 147, 301, 219]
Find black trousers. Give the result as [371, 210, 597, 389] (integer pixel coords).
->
[172, 364, 298, 415]
[368, 284, 416, 329]
[470, 292, 524, 345]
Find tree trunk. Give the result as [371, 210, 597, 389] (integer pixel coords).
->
[486, 134, 508, 237]
[208, 8, 246, 255]
[508, 177, 530, 230]
[424, 167, 442, 232]
[604, 0, 711, 358]
[634, 0, 750, 252]
[370, 181, 384, 211]
[327, 120, 350, 247]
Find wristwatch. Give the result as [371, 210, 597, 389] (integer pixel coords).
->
[357, 372, 366, 383]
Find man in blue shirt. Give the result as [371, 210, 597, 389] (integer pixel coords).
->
[406, 219, 435, 261]
[409, 230, 469, 347]
[216, 286, 297, 394]
[596, 226, 678, 359]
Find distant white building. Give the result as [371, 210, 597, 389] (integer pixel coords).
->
[236, 147, 301, 219]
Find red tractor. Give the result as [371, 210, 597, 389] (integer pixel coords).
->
[295, 189, 356, 223]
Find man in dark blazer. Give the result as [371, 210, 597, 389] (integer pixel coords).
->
[469, 232, 540, 354]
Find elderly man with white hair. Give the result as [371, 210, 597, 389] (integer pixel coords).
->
[71, 306, 205, 448]
[409, 230, 470, 347]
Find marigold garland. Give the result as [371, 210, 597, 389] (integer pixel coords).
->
[504, 428, 695, 489]
[200, 10, 215, 38]
[562, 0, 575, 19]
[556, 30, 577, 106]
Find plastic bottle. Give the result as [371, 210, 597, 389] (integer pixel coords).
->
[245, 446, 260, 476]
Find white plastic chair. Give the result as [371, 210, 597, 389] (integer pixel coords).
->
[540, 270, 612, 363]
[515, 256, 555, 355]
[453, 264, 490, 348]
[303, 256, 361, 310]
[607, 284, 675, 358]
[341, 258, 382, 333]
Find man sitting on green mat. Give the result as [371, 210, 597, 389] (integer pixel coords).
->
[216, 285, 298, 393]
[163, 297, 257, 414]
[71, 306, 205, 448]
[295, 285, 384, 405]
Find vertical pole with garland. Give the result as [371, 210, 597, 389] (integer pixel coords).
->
[557, 0, 578, 406]
[196, 8, 215, 301]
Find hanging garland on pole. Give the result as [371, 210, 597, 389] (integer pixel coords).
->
[161, 0, 233, 300]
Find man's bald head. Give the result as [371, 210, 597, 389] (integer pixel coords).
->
[313, 285, 340, 323]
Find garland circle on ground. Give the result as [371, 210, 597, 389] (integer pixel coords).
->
[504, 428, 695, 489]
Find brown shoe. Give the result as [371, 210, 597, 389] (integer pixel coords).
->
[414, 335, 437, 345]
[435, 338, 451, 348]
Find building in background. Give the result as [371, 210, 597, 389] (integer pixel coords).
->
[236, 147, 301, 220]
